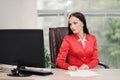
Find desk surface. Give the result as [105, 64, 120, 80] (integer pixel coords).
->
[0, 68, 120, 80]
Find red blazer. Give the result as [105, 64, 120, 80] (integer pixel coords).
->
[56, 34, 99, 70]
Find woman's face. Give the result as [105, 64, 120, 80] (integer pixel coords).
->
[69, 16, 84, 34]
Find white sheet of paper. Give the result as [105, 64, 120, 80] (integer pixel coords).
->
[66, 70, 100, 77]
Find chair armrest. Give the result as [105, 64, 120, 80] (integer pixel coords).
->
[98, 62, 109, 69]
[49, 62, 57, 68]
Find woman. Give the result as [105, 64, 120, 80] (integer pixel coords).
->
[55, 12, 99, 71]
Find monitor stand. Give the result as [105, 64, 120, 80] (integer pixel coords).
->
[7, 65, 31, 77]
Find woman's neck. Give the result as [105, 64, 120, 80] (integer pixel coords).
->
[77, 31, 85, 40]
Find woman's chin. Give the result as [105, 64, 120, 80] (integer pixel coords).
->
[73, 31, 77, 34]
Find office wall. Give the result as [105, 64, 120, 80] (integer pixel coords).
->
[0, 0, 37, 29]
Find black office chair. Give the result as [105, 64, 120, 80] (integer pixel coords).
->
[49, 27, 109, 69]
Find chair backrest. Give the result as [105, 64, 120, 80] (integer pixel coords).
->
[49, 27, 68, 64]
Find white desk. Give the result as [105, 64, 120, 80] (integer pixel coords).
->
[0, 68, 120, 80]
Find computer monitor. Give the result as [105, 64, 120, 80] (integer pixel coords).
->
[0, 29, 45, 76]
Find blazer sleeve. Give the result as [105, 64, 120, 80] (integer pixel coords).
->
[55, 36, 70, 69]
[87, 36, 99, 68]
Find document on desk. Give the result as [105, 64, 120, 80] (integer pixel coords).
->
[66, 70, 100, 77]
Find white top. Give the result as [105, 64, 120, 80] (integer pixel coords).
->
[77, 34, 87, 48]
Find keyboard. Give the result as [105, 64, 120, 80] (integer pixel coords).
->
[19, 68, 53, 76]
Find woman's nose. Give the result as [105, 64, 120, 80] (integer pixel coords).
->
[71, 24, 75, 29]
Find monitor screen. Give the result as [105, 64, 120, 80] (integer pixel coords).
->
[0, 29, 45, 76]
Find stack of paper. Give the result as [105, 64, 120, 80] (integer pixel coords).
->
[66, 70, 100, 77]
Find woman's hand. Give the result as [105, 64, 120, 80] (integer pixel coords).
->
[79, 64, 89, 70]
[68, 66, 78, 71]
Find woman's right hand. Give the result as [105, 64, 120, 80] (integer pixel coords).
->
[68, 66, 78, 71]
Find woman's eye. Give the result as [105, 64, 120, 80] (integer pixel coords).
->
[73, 22, 77, 24]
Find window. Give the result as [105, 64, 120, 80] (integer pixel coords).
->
[37, 0, 120, 68]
